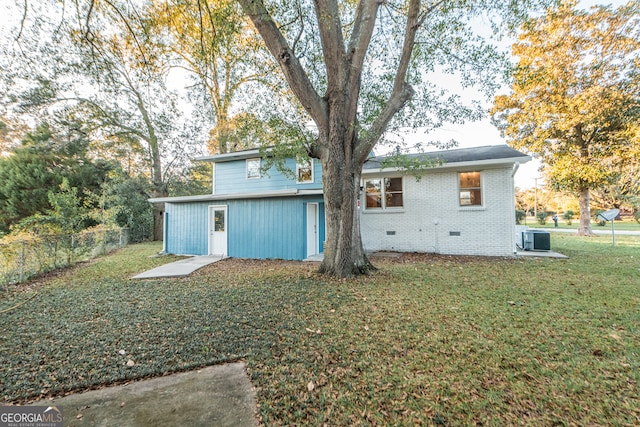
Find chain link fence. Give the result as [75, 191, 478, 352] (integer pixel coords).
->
[0, 228, 130, 287]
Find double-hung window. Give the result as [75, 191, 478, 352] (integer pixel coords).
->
[246, 158, 261, 179]
[365, 177, 403, 209]
[459, 171, 482, 206]
[296, 159, 314, 183]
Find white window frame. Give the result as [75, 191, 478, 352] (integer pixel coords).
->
[246, 158, 261, 179]
[296, 159, 314, 183]
[458, 171, 483, 207]
[363, 177, 404, 210]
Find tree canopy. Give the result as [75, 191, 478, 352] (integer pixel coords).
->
[492, 0, 640, 235]
[237, 0, 557, 276]
[0, 122, 115, 233]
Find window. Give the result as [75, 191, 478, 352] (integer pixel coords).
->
[459, 172, 482, 206]
[246, 158, 260, 179]
[297, 159, 314, 183]
[365, 177, 403, 209]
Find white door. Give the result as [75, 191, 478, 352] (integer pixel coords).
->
[306, 203, 318, 257]
[208, 205, 227, 256]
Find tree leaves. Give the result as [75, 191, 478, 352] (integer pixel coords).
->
[492, 1, 640, 233]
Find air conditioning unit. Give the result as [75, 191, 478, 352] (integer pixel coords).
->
[522, 230, 551, 251]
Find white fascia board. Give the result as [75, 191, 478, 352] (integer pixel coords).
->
[195, 147, 273, 163]
[362, 156, 531, 175]
[149, 188, 323, 204]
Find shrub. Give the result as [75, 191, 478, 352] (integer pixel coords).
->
[562, 210, 574, 225]
[515, 209, 526, 225]
[536, 211, 548, 225]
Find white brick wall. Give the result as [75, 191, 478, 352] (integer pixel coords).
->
[360, 167, 517, 257]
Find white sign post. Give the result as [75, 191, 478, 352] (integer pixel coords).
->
[597, 208, 620, 247]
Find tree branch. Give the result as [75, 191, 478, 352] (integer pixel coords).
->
[313, 0, 346, 93]
[354, 0, 423, 164]
[237, 0, 327, 129]
[346, 0, 381, 119]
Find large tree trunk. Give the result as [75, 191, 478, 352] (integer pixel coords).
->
[577, 187, 592, 236]
[318, 150, 374, 277]
[238, 0, 418, 277]
[317, 103, 374, 277]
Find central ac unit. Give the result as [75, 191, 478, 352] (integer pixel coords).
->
[522, 230, 551, 251]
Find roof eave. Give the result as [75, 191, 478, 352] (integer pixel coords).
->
[362, 155, 531, 175]
[149, 188, 323, 204]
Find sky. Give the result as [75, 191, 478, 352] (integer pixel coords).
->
[411, 0, 628, 189]
[0, 0, 628, 189]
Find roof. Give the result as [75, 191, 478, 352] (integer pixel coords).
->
[149, 188, 323, 204]
[195, 147, 273, 163]
[363, 144, 530, 173]
[196, 144, 530, 168]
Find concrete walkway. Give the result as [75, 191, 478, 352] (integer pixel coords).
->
[132, 255, 223, 279]
[32, 362, 257, 427]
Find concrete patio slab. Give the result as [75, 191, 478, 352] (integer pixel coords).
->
[516, 250, 569, 259]
[132, 255, 222, 279]
[32, 362, 257, 427]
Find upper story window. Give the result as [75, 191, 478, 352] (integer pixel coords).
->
[297, 159, 314, 183]
[365, 177, 403, 209]
[459, 171, 482, 206]
[246, 158, 261, 179]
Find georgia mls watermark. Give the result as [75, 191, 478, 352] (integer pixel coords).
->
[0, 406, 63, 427]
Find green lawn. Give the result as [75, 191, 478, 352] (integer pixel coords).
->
[525, 216, 640, 231]
[1, 236, 639, 425]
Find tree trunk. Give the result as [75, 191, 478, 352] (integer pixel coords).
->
[153, 201, 165, 242]
[318, 154, 374, 277]
[577, 187, 592, 236]
[317, 104, 375, 278]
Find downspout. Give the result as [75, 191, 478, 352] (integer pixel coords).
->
[511, 162, 520, 255]
[511, 162, 520, 177]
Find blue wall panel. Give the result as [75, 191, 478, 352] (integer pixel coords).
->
[165, 196, 325, 260]
[215, 158, 323, 195]
[165, 202, 209, 255]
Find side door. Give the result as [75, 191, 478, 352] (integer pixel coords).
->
[208, 205, 228, 256]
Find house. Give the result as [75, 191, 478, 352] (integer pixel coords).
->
[149, 144, 530, 260]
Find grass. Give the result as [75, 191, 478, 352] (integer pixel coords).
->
[525, 216, 640, 231]
[1, 236, 639, 425]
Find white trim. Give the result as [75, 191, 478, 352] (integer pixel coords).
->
[458, 171, 483, 207]
[362, 176, 404, 211]
[208, 205, 228, 257]
[296, 159, 314, 183]
[149, 189, 323, 204]
[196, 147, 272, 163]
[246, 158, 261, 179]
[306, 202, 319, 257]
[362, 156, 530, 175]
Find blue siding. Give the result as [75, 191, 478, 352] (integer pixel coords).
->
[165, 202, 209, 255]
[165, 196, 325, 260]
[215, 158, 323, 194]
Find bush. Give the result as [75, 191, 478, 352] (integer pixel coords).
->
[536, 211, 548, 225]
[515, 209, 526, 225]
[562, 210, 574, 225]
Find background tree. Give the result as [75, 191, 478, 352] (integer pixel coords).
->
[152, 0, 273, 154]
[1, 1, 201, 240]
[492, 0, 640, 235]
[0, 122, 115, 233]
[236, 0, 555, 277]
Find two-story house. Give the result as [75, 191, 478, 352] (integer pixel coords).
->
[149, 144, 530, 260]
